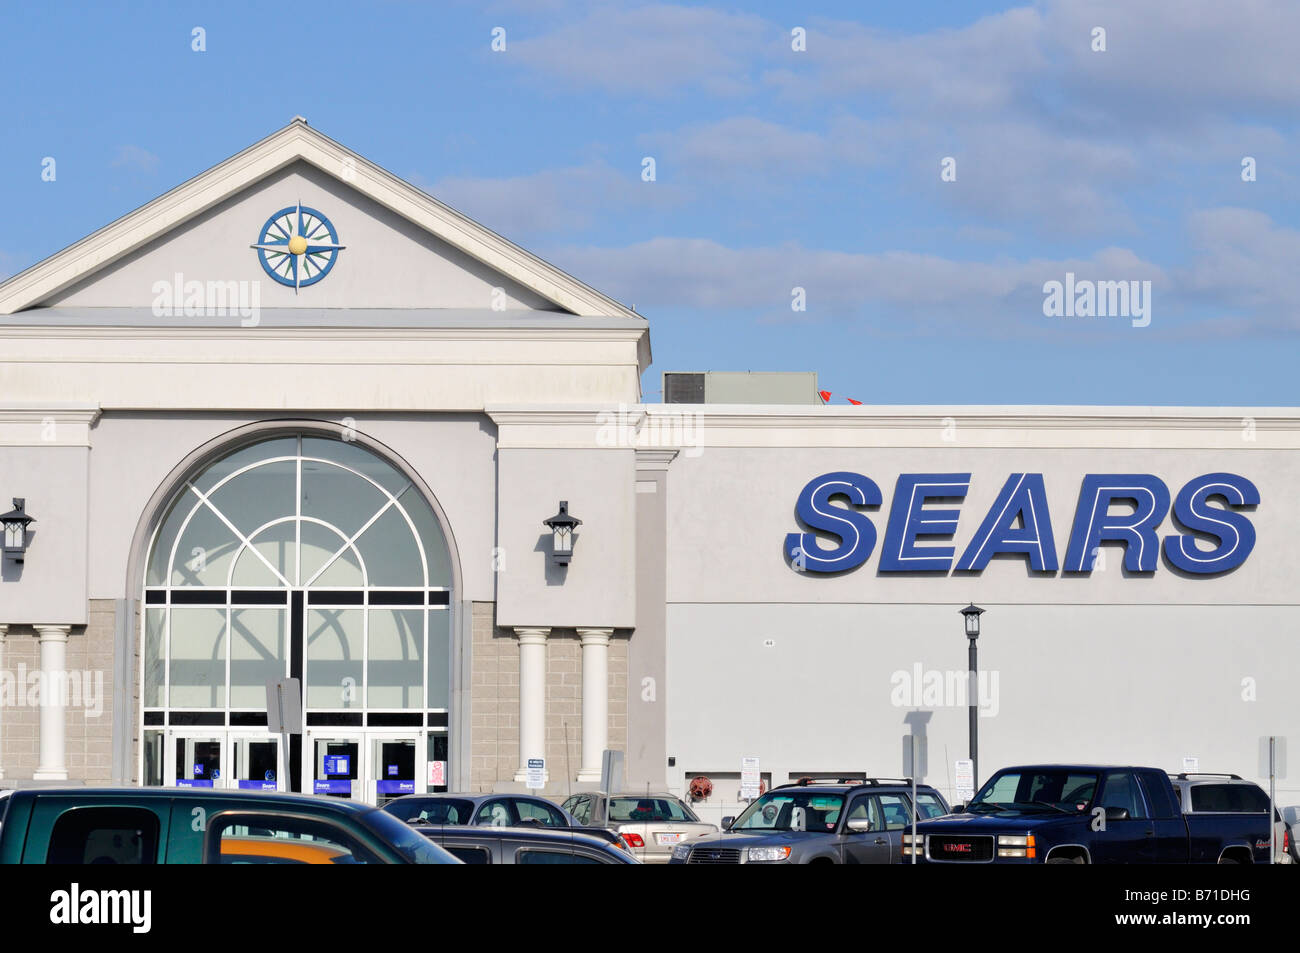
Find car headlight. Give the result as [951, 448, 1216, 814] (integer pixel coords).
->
[671, 843, 692, 860]
[746, 846, 792, 862]
[996, 834, 1036, 858]
[901, 833, 924, 855]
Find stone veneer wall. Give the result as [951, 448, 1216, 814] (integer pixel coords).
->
[0, 599, 116, 785]
[468, 601, 629, 793]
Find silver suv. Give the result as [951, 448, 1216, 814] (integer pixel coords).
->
[668, 778, 949, 864]
[1169, 772, 1291, 864]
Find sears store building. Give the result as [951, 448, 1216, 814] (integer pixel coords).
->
[0, 121, 1294, 815]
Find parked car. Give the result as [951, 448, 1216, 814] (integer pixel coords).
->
[413, 825, 640, 864]
[667, 778, 948, 864]
[0, 788, 459, 864]
[1169, 773, 1292, 864]
[1283, 806, 1300, 864]
[383, 792, 631, 851]
[562, 791, 718, 862]
[911, 765, 1276, 864]
[384, 792, 577, 828]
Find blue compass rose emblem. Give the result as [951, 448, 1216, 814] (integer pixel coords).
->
[251, 203, 345, 290]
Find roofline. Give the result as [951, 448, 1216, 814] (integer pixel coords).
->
[0, 118, 641, 322]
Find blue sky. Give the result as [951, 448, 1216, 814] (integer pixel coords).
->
[1, 0, 1297, 404]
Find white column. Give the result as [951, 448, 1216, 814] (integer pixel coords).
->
[33, 625, 72, 781]
[577, 627, 612, 783]
[513, 627, 550, 783]
[0, 624, 7, 780]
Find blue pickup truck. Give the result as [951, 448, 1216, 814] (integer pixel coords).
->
[907, 765, 1275, 864]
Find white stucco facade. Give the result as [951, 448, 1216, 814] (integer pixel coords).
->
[0, 121, 1294, 817]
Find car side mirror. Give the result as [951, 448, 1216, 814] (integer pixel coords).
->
[1104, 806, 1130, 821]
[721, 816, 735, 830]
[845, 818, 873, 833]
[951, 804, 965, 814]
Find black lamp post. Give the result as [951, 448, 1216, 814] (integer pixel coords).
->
[542, 501, 581, 567]
[1, 498, 35, 562]
[960, 603, 985, 791]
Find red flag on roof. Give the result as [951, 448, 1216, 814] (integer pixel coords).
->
[818, 390, 832, 403]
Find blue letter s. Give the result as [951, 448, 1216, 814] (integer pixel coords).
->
[1162, 473, 1258, 574]
[785, 472, 882, 573]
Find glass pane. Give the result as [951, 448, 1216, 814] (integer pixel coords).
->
[144, 608, 166, 707]
[169, 608, 226, 708]
[229, 608, 286, 707]
[302, 436, 409, 496]
[300, 520, 360, 587]
[367, 608, 423, 708]
[353, 505, 422, 587]
[302, 459, 388, 541]
[192, 437, 296, 495]
[147, 488, 201, 586]
[241, 520, 295, 585]
[230, 543, 284, 588]
[426, 733, 448, 793]
[397, 485, 453, 587]
[170, 503, 241, 586]
[142, 730, 164, 786]
[427, 608, 450, 710]
[207, 459, 297, 546]
[306, 608, 362, 709]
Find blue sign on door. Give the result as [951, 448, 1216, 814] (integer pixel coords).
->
[323, 755, 350, 775]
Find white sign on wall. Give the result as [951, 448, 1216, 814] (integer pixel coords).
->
[428, 760, 446, 786]
[526, 758, 546, 790]
[954, 759, 975, 801]
[740, 757, 761, 800]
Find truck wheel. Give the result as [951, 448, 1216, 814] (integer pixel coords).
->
[1217, 857, 1241, 864]
[1045, 856, 1084, 864]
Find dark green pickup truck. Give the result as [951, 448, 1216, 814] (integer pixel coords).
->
[0, 788, 459, 864]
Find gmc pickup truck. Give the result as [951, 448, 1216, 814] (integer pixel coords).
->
[907, 765, 1275, 864]
[0, 787, 458, 864]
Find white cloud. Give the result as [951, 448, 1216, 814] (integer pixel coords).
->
[412, 161, 685, 240]
[111, 145, 160, 174]
[549, 237, 1167, 327]
[1175, 207, 1300, 326]
[641, 116, 833, 175]
[509, 3, 772, 96]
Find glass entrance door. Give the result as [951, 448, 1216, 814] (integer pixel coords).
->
[232, 734, 283, 791]
[163, 731, 283, 790]
[310, 734, 362, 799]
[166, 732, 226, 789]
[370, 735, 422, 806]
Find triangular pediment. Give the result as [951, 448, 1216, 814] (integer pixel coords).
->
[0, 119, 638, 321]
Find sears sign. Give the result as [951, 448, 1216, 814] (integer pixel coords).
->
[785, 472, 1258, 575]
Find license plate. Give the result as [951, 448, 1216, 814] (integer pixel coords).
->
[655, 833, 684, 845]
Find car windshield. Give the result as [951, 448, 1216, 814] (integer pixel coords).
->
[731, 793, 845, 833]
[381, 797, 475, 825]
[968, 770, 1098, 814]
[360, 809, 461, 864]
[916, 793, 948, 819]
[608, 797, 699, 823]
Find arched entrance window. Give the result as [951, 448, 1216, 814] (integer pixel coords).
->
[139, 433, 454, 802]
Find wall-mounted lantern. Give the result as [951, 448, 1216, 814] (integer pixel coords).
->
[2, 498, 35, 562]
[543, 501, 581, 567]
